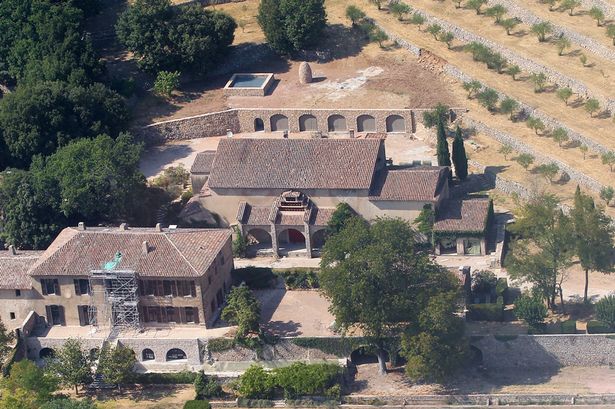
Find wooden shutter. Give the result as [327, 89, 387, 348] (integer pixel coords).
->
[193, 308, 199, 324]
[74, 280, 81, 296]
[171, 281, 178, 297]
[41, 280, 48, 295]
[78, 306, 85, 326]
[190, 281, 196, 297]
[54, 280, 61, 296]
[45, 306, 52, 325]
[59, 306, 66, 326]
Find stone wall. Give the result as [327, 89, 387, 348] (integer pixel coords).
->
[473, 334, 615, 368]
[207, 339, 341, 362]
[140, 109, 240, 144]
[139, 108, 468, 143]
[463, 117, 604, 192]
[488, 0, 615, 63]
[343, 394, 615, 406]
[406, 6, 615, 111]
[581, 0, 615, 18]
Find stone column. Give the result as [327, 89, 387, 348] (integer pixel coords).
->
[480, 238, 487, 256]
[434, 241, 441, 256]
[270, 224, 279, 258]
[456, 238, 465, 255]
[304, 224, 313, 259]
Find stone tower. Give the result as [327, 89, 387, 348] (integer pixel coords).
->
[299, 62, 313, 84]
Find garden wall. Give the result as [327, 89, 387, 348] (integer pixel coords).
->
[472, 334, 615, 368]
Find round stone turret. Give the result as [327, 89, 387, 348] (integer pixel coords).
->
[298, 62, 313, 84]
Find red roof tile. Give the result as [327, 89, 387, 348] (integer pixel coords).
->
[0, 251, 42, 289]
[208, 138, 383, 190]
[369, 167, 448, 201]
[433, 199, 490, 233]
[191, 151, 216, 174]
[29, 227, 231, 278]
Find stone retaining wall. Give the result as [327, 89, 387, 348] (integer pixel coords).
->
[463, 117, 604, 192]
[581, 0, 615, 18]
[473, 334, 615, 368]
[406, 6, 615, 111]
[488, 0, 615, 63]
[139, 107, 468, 143]
[208, 339, 340, 362]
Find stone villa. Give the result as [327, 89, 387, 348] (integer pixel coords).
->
[193, 137, 491, 258]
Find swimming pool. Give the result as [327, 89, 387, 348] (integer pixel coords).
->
[224, 73, 275, 96]
[230, 74, 268, 88]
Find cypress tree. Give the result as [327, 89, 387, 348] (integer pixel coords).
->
[452, 125, 468, 180]
[436, 119, 451, 167]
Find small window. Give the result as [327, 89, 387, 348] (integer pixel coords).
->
[185, 307, 195, 323]
[142, 348, 155, 361]
[166, 307, 176, 323]
[15, 290, 21, 297]
[74, 279, 90, 296]
[46, 305, 65, 326]
[9, 312, 15, 320]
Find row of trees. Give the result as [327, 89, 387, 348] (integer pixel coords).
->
[508, 188, 614, 308]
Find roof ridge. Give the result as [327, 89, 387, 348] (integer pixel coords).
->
[162, 233, 201, 276]
[27, 228, 79, 276]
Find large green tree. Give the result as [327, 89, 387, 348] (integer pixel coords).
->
[0, 0, 103, 85]
[319, 217, 461, 374]
[401, 291, 466, 382]
[0, 81, 128, 168]
[451, 126, 468, 181]
[571, 186, 615, 303]
[45, 338, 93, 395]
[257, 0, 327, 54]
[116, 0, 236, 73]
[0, 360, 58, 409]
[41, 399, 98, 409]
[222, 283, 261, 339]
[97, 344, 136, 393]
[507, 194, 575, 310]
[436, 119, 451, 167]
[326, 202, 357, 236]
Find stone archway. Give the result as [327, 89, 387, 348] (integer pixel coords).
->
[327, 115, 347, 132]
[299, 114, 318, 132]
[386, 115, 406, 132]
[270, 114, 289, 132]
[278, 228, 307, 255]
[166, 348, 187, 361]
[39, 348, 55, 359]
[254, 118, 265, 132]
[357, 114, 376, 132]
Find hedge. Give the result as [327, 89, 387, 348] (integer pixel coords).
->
[290, 337, 369, 357]
[587, 320, 612, 334]
[560, 319, 577, 334]
[184, 401, 211, 409]
[274, 269, 320, 290]
[467, 303, 504, 321]
[237, 398, 274, 408]
[232, 267, 276, 289]
[133, 371, 197, 384]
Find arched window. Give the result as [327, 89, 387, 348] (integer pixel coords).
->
[357, 115, 376, 132]
[299, 114, 318, 132]
[142, 348, 155, 361]
[327, 115, 347, 132]
[166, 348, 187, 361]
[386, 115, 406, 132]
[254, 118, 264, 132]
[270, 114, 289, 132]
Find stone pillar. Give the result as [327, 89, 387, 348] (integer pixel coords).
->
[270, 224, 279, 258]
[456, 238, 465, 255]
[304, 224, 313, 258]
[434, 241, 441, 256]
[480, 238, 487, 256]
[299, 62, 313, 84]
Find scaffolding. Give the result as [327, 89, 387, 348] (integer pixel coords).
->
[89, 252, 140, 331]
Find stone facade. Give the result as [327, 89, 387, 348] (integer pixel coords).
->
[473, 334, 615, 368]
[139, 108, 468, 144]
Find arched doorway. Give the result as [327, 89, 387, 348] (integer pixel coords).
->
[278, 228, 306, 255]
[357, 115, 376, 132]
[246, 228, 273, 256]
[166, 348, 187, 361]
[350, 347, 380, 365]
[299, 114, 318, 132]
[142, 348, 155, 361]
[254, 118, 264, 132]
[386, 115, 406, 132]
[327, 115, 347, 132]
[39, 348, 55, 359]
[270, 114, 289, 132]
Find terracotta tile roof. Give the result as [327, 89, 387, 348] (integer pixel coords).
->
[369, 167, 448, 201]
[239, 204, 272, 225]
[191, 151, 216, 174]
[310, 207, 335, 226]
[276, 212, 305, 226]
[28, 226, 231, 278]
[0, 251, 42, 289]
[208, 138, 383, 190]
[433, 199, 490, 233]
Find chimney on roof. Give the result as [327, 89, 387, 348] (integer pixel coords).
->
[142, 240, 149, 255]
[119, 223, 128, 231]
[8, 245, 16, 256]
[78, 222, 85, 231]
[155, 223, 162, 232]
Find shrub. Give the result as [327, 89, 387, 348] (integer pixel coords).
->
[207, 337, 235, 352]
[154, 71, 181, 98]
[232, 268, 276, 289]
[236, 365, 275, 399]
[275, 269, 320, 289]
[587, 320, 611, 334]
[476, 88, 499, 111]
[495, 278, 508, 297]
[195, 371, 223, 399]
[346, 5, 366, 26]
[471, 270, 497, 295]
[560, 319, 577, 334]
[237, 399, 275, 408]
[273, 362, 342, 399]
[467, 303, 504, 321]
[184, 401, 211, 409]
[515, 294, 547, 328]
[595, 295, 615, 329]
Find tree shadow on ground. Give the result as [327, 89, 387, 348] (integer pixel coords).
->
[264, 320, 302, 337]
[294, 23, 370, 62]
[89, 384, 184, 403]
